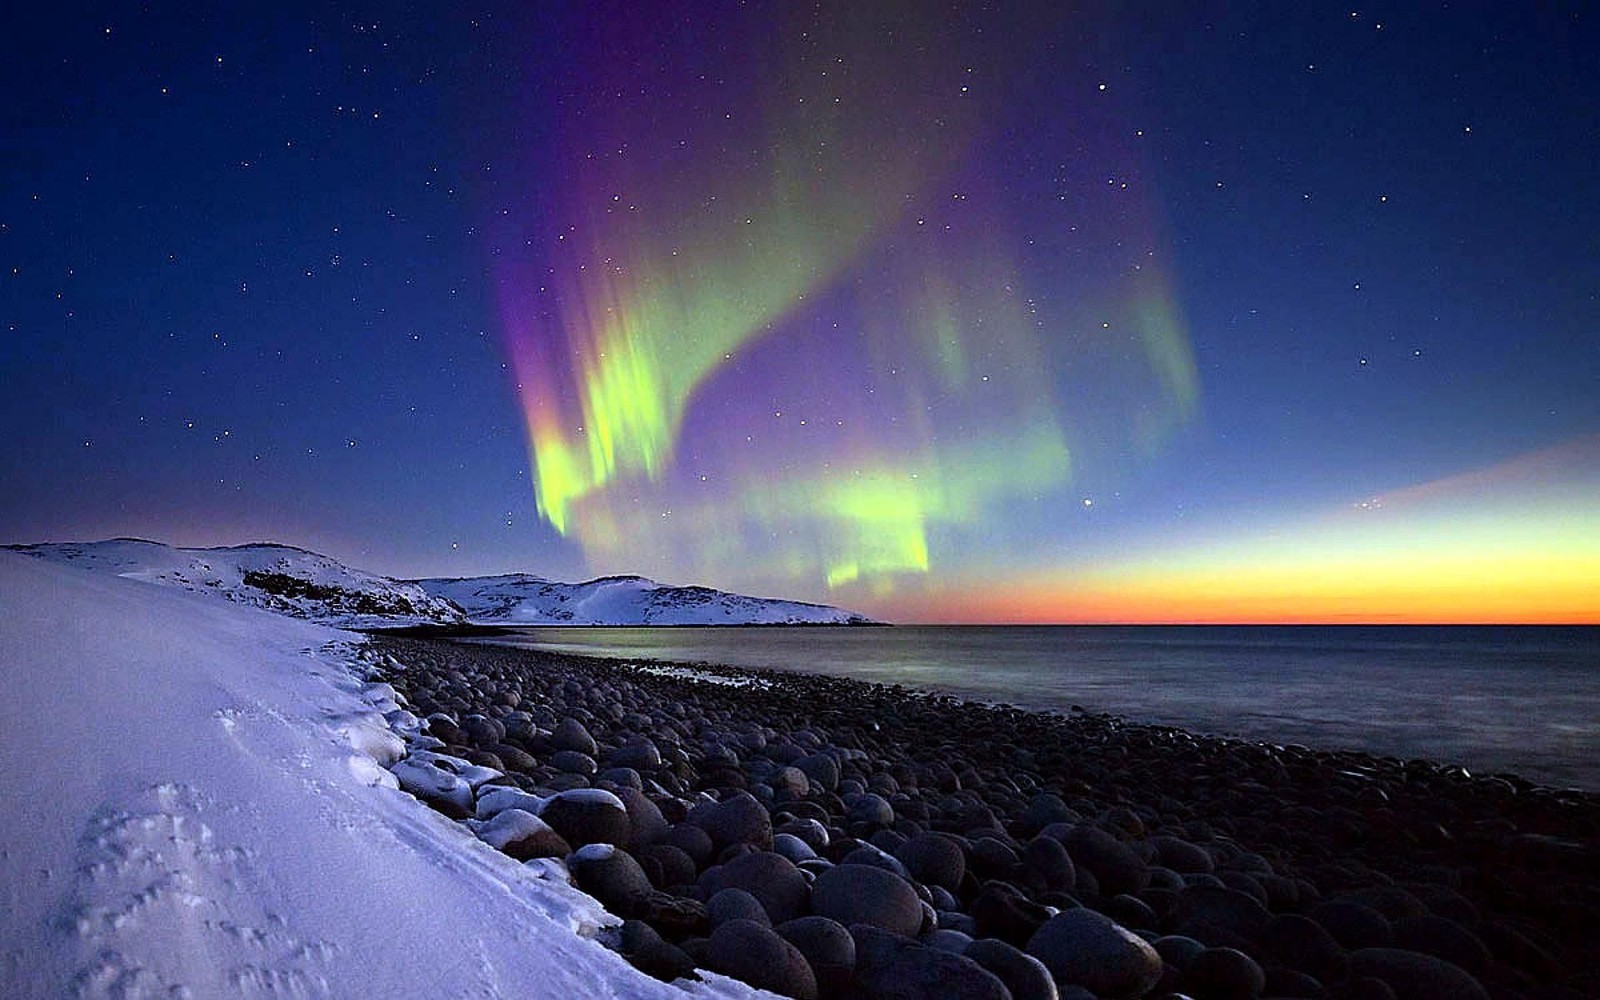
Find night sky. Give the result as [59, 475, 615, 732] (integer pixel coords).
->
[4, 3, 1597, 622]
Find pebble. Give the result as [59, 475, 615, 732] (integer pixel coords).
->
[371, 636, 1597, 1000]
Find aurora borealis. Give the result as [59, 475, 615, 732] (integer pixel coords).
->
[3, 3, 1597, 622]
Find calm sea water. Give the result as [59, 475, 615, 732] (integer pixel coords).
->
[470, 626, 1600, 791]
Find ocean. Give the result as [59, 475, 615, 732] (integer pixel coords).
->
[468, 625, 1600, 791]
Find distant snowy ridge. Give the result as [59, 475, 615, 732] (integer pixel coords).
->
[414, 573, 874, 626]
[5, 538, 874, 628]
[7, 538, 466, 629]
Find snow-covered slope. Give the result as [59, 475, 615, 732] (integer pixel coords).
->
[416, 572, 873, 625]
[7, 538, 465, 628]
[0, 550, 760, 999]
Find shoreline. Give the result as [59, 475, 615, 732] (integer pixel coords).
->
[370, 634, 1600, 999]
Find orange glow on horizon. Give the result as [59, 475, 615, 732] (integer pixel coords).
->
[861, 437, 1600, 625]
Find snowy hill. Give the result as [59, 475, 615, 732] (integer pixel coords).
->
[4, 539, 872, 628]
[415, 572, 873, 626]
[6, 538, 466, 629]
[0, 551, 759, 999]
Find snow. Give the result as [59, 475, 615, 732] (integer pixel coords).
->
[0, 550, 764, 999]
[8, 538, 464, 629]
[7, 537, 872, 629]
[416, 572, 870, 626]
[630, 663, 772, 689]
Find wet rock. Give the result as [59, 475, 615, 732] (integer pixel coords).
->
[708, 887, 773, 928]
[810, 862, 923, 937]
[540, 788, 631, 849]
[1060, 825, 1150, 897]
[1181, 946, 1266, 999]
[895, 832, 967, 892]
[705, 919, 818, 1000]
[776, 916, 856, 997]
[617, 918, 699, 983]
[971, 882, 1052, 947]
[965, 937, 1060, 1000]
[851, 925, 1011, 1000]
[569, 843, 653, 913]
[699, 850, 810, 925]
[551, 716, 598, 756]
[689, 790, 774, 852]
[1350, 947, 1490, 1000]
[1026, 907, 1164, 999]
[471, 808, 570, 860]
[1260, 913, 1349, 983]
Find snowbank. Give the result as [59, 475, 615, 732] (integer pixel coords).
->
[0, 551, 759, 998]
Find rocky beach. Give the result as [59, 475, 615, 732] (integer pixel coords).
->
[367, 635, 1600, 1000]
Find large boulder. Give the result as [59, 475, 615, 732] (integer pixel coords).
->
[1026, 907, 1164, 999]
[689, 791, 774, 852]
[850, 925, 1011, 1000]
[539, 788, 631, 849]
[470, 808, 569, 860]
[699, 851, 810, 925]
[894, 832, 967, 892]
[810, 863, 923, 938]
[1350, 947, 1491, 1000]
[705, 919, 818, 1000]
[776, 916, 856, 998]
[568, 843, 653, 914]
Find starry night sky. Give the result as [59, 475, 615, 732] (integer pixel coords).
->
[4, 3, 1597, 622]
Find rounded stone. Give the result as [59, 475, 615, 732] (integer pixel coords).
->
[705, 919, 818, 1000]
[539, 788, 631, 849]
[699, 851, 811, 925]
[848, 792, 895, 828]
[1350, 947, 1490, 1000]
[568, 843, 652, 914]
[708, 887, 773, 928]
[894, 832, 967, 892]
[617, 919, 698, 983]
[1150, 835, 1215, 874]
[796, 753, 840, 793]
[612, 786, 669, 850]
[610, 736, 662, 771]
[776, 916, 856, 997]
[552, 750, 598, 776]
[810, 862, 923, 938]
[1060, 825, 1150, 898]
[851, 924, 1011, 1000]
[690, 790, 774, 852]
[1261, 912, 1349, 983]
[550, 717, 598, 756]
[1022, 835, 1077, 893]
[965, 937, 1061, 1000]
[1182, 946, 1266, 999]
[472, 808, 569, 861]
[1308, 899, 1393, 950]
[1026, 907, 1164, 999]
